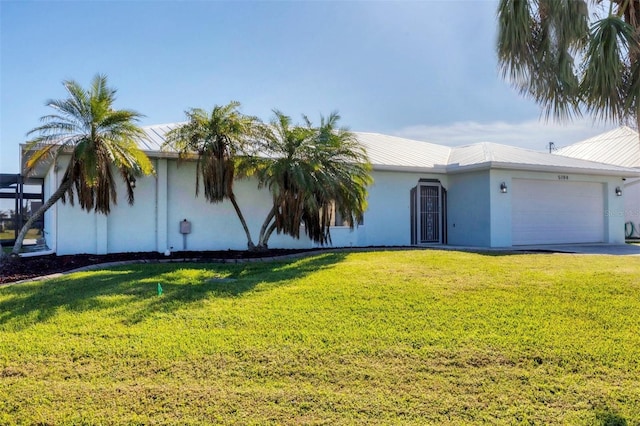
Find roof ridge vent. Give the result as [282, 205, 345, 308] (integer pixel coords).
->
[482, 142, 494, 162]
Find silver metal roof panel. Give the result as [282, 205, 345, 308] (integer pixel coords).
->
[555, 126, 640, 168]
[23, 123, 638, 178]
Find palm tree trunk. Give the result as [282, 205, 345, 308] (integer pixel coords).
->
[262, 222, 277, 248]
[228, 192, 255, 250]
[12, 179, 72, 256]
[257, 206, 276, 249]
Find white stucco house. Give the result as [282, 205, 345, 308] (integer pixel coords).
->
[556, 127, 640, 238]
[25, 125, 640, 255]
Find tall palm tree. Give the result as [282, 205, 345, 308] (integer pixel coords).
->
[497, 0, 640, 130]
[163, 102, 261, 249]
[254, 111, 372, 249]
[12, 75, 154, 255]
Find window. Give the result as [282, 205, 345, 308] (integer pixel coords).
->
[332, 202, 364, 227]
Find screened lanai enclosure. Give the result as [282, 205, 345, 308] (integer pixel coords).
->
[0, 174, 45, 250]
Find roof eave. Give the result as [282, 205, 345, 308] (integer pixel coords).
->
[445, 163, 491, 174]
[489, 161, 640, 178]
[371, 163, 448, 174]
[444, 160, 640, 177]
[142, 150, 181, 160]
[20, 143, 57, 178]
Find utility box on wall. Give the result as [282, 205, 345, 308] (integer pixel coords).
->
[180, 219, 191, 234]
[179, 219, 191, 251]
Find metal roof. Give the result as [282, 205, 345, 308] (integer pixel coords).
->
[140, 123, 182, 153]
[140, 126, 453, 170]
[138, 124, 639, 177]
[555, 126, 640, 168]
[353, 132, 450, 172]
[446, 142, 640, 176]
[22, 124, 640, 178]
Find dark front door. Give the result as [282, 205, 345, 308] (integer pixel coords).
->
[419, 185, 440, 243]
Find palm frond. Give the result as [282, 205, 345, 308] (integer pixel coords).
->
[163, 101, 261, 203]
[23, 143, 58, 175]
[258, 111, 372, 245]
[497, 0, 640, 128]
[581, 15, 636, 122]
[25, 74, 154, 214]
[498, 0, 589, 121]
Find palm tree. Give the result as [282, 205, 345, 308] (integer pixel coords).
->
[254, 111, 372, 249]
[497, 0, 640, 130]
[163, 102, 261, 249]
[13, 74, 154, 255]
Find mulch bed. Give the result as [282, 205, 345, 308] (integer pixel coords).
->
[0, 249, 317, 285]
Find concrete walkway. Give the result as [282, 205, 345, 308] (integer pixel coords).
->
[434, 242, 640, 255]
[506, 243, 640, 256]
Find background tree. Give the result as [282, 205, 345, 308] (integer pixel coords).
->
[13, 74, 154, 255]
[163, 102, 261, 249]
[497, 0, 640, 131]
[254, 111, 372, 249]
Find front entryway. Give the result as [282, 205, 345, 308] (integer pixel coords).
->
[411, 181, 445, 244]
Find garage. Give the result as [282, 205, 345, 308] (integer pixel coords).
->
[511, 179, 605, 245]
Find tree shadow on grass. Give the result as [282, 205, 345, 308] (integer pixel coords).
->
[0, 252, 348, 329]
[596, 410, 628, 426]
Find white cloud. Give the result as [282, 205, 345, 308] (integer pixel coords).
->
[392, 119, 618, 152]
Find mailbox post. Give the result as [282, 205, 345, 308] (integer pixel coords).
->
[180, 219, 191, 250]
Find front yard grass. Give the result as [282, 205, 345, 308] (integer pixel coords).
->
[0, 250, 639, 424]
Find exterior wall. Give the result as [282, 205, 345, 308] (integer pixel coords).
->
[446, 170, 491, 246]
[488, 170, 512, 247]
[43, 163, 57, 251]
[46, 159, 449, 254]
[106, 161, 158, 253]
[341, 170, 448, 247]
[167, 160, 227, 251]
[43, 154, 629, 254]
[156, 158, 169, 253]
[50, 157, 160, 255]
[51, 156, 98, 255]
[445, 169, 626, 247]
[623, 178, 640, 238]
[49, 157, 323, 254]
[164, 160, 313, 251]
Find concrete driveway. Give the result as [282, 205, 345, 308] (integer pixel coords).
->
[512, 243, 640, 256]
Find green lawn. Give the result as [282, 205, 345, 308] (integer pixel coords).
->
[0, 250, 639, 425]
[0, 230, 14, 240]
[0, 228, 41, 242]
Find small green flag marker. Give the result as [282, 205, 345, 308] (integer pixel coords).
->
[157, 283, 163, 296]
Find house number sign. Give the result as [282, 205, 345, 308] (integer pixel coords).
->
[558, 175, 569, 180]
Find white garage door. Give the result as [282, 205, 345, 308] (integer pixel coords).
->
[511, 179, 605, 245]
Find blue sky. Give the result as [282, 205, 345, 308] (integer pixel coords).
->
[0, 0, 613, 174]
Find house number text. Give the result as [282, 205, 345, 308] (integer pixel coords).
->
[558, 175, 569, 180]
